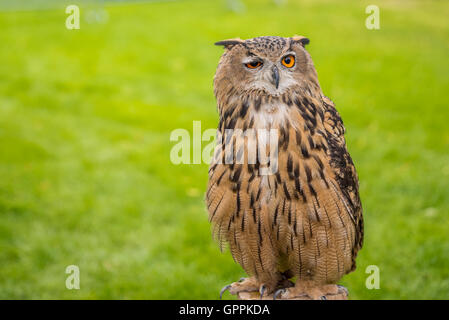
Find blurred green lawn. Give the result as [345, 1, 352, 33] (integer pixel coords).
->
[0, 0, 448, 299]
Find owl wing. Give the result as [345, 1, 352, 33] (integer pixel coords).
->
[206, 161, 233, 250]
[321, 95, 364, 271]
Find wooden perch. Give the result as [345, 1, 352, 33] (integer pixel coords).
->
[234, 288, 348, 300]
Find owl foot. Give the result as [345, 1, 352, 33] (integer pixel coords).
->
[220, 276, 294, 300]
[220, 277, 260, 299]
[273, 283, 348, 300]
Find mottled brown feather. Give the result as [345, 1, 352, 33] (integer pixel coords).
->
[206, 36, 363, 288]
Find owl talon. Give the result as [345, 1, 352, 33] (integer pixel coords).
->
[320, 296, 327, 300]
[337, 285, 348, 296]
[259, 284, 266, 299]
[273, 288, 286, 300]
[220, 285, 232, 300]
[218, 277, 260, 299]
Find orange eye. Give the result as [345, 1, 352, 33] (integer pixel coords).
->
[281, 55, 295, 68]
[245, 61, 262, 69]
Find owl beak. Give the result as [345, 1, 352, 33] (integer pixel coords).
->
[271, 66, 280, 89]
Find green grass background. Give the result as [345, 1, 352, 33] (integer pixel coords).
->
[0, 0, 448, 299]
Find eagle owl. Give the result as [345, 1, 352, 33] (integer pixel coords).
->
[206, 36, 363, 300]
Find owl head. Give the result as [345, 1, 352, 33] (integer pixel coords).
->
[214, 36, 319, 99]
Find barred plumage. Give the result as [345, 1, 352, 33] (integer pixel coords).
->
[207, 36, 363, 300]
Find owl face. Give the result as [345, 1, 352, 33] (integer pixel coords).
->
[215, 36, 315, 97]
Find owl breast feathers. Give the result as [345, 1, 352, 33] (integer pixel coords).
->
[206, 36, 363, 298]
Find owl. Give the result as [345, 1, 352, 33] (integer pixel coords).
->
[206, 36, 363, 300]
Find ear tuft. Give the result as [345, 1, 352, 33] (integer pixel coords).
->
[291, 35, 310, 47]
[214, 38, 244, 49]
